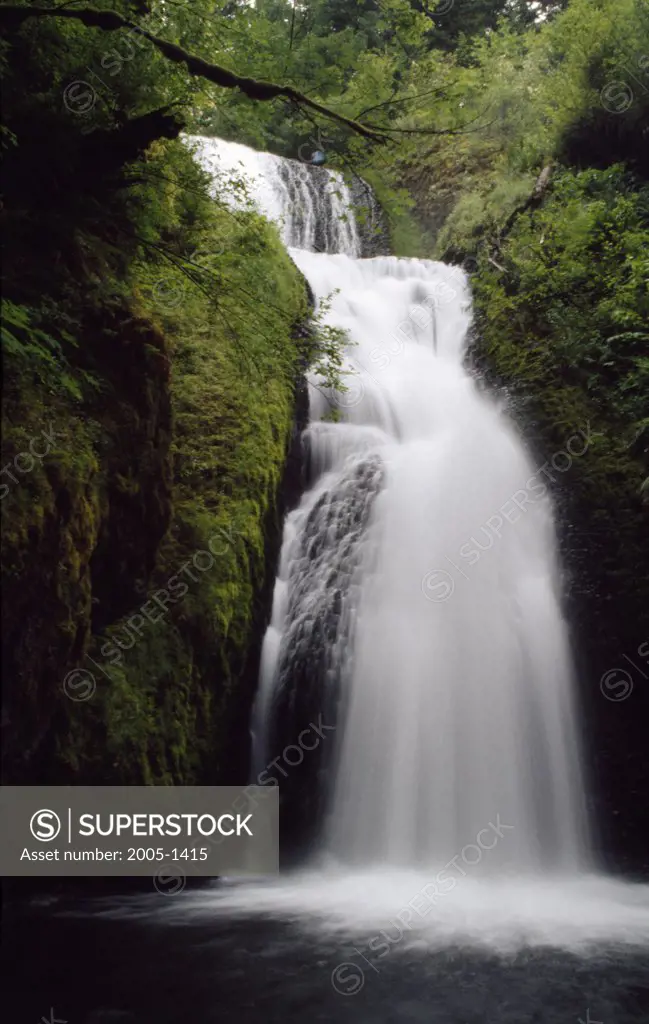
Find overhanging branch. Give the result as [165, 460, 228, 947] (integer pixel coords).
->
[0, 4, 387, 143]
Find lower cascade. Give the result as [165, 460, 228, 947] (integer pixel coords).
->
[186, 137, 649, 953]
[265, 249, 589, 874]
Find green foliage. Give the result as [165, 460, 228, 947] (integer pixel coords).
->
[1, 300, 100, 401]
[329, 0, 647, 253]
[309, 291, 353, 394]
[473, 166, 649, 476]
[1, 300, 65, 369]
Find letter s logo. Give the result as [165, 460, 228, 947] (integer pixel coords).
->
[30, 809, 61, 842]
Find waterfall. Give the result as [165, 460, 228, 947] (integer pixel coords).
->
[192, 136, 590, 875]
[187, 136, 361, 255]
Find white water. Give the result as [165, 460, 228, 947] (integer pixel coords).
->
[133, 871, 649, 956]
[186, 137, 649, 953]
[287, 250, 588, 873]
[187, 135, 360, 255]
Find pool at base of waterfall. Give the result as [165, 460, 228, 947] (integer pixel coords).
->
[4, 873, 649, 1023]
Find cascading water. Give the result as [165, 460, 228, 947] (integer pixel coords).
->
[194, 138, 589, 873]
[290, 253, 589, 875]
[259, 249, 590, 874]
[182, 136, 649, 955]
[187, 136, 361, 255]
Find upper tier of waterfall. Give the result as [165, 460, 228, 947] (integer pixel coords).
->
[187, 135, 361, 255]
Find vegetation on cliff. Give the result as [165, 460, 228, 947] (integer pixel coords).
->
[1, 3, 310, 783]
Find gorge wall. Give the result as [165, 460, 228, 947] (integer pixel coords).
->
[1, 110, 313, 787]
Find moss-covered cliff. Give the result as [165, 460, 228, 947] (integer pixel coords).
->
[1, 55, 310, 785]
[68, 192, 310, 787]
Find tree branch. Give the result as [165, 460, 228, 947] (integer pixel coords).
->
[0, 4, 387, 142]
[497, 164, 554, 245]
[355, 85, 449, 122]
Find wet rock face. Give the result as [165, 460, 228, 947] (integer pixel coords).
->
[264, 451, 385, 856]
[349, 177, 391, 257]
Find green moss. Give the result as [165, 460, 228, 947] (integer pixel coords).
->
[2, 122, 309, 784]
[65, 161, 309, 784]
